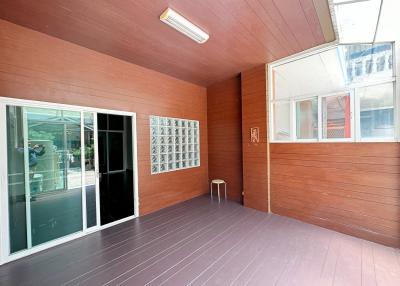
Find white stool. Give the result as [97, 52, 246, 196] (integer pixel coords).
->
[210, 179, 227, 202]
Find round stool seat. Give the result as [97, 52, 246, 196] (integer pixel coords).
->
[210, 179, 227, 202]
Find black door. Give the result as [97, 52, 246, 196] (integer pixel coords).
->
[97, 113, 134, 225]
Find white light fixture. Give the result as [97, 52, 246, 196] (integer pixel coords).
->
[160, 8, 209, 44]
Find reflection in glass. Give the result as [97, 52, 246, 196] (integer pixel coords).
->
[273, 43, 393, 101]
[7, 106, 28, 253]
[322, 94, 351, 139]
[273, 102, 291, 141]
[98, 113, 134, 225]
[7, 106, 83, 252]
[359, 83, 394, 139]
[108, 132, 124, 171]
[27, 107, 82, 246]
[296, 98, 318, 139]
[84, 113, 97, 228]
[342, 43, 393, 84]
[109, 114, 124, 131]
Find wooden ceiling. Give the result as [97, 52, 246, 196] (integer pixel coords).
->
[0, 0, 334, 86]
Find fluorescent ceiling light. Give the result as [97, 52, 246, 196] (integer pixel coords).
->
[160, 8, 209, 44]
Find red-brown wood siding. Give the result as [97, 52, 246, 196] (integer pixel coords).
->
[271, 143, 400, 247]
[241, 65, 269, 212]
[207, 76, 243, 201]
[0, 19, 208, 215]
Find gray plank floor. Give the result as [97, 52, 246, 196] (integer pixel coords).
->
[0, 195, 399, 286]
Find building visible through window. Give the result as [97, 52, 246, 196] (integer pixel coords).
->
[377, 56, 386, 72]
[270, 43, 395, 142]
[355, 61, 363, 76]
[344, 43, 392, 83]
[365, 59, 372, 74]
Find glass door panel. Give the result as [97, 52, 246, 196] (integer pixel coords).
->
[27, 107, 82, 246]
[84, 112, 97, 229]
[98, 113, 134, 225]
[6, 106, 83, 252]
[6, 106, 28, 253]
[5, 102, 136, 257]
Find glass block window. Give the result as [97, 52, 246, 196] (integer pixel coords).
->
[150, 116, 200, 174]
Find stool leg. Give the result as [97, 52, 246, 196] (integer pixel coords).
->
[210, 182, 213, 199]
[217, 184, 220, 203]
[225, 183, 227, 200]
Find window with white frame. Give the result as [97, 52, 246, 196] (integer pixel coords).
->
[269, 42, 397, 143]
[150, 116, 200, 174]
[358, 82, 395, 139]
[272, 102, 291, 141]
[321, 93, 352, 140]
[295, 97, 318, 140]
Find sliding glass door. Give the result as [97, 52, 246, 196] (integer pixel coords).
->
[83, 112, 98, 229]
[7, 106, 83, 252]
[2, 101, 137, 259]
[97, 113, 135, 225]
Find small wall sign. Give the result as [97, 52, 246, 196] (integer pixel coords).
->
[250, 127, 259, 143]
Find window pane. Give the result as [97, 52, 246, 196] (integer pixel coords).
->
[296, 98, 318, 139]
[272, 43, 393, 102]
[343, 43, 393, 84]
[7, 106, 83, 251]
[339, 43, 393, 85]
[334, 0, 381, 43]
[26, 107, 83, 247]
[355, 61, 362, 76]
[84, 113, 97, 228]
[322, 94, 351, 139]
[273, 103, 291, 141]
[365, 59, 372, 74]
[359, 83, 394, 138]
[97, 113, 107, 130]
[6, 106, 28, 253]
[108, 132, 124, 171]
[108, 114, 124, 131]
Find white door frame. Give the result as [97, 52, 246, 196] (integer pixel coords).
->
[0, 96, 139, 265]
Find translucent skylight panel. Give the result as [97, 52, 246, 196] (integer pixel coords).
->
[334, 0, 381, 43]
[272, 43, 393, 100]
[375, 0, 400, 41]
[332, 0, 356, 3]
[273, 48, 346, 99]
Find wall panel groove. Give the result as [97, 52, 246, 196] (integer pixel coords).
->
[271, 143, 400, 247]
[207, 76, 243, 202]
[0, 19, 208, 216]
[241, 65, 269, 212]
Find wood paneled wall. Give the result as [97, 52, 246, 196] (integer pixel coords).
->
[207, 76, 242, 201]
[241, 65, 269, 212]
[0, 20, 208, 215]
[238, 64, 399, 248]
[0, 0, 332, 86]
[2, 20, 399, 249]
[271, 143, 400, 247]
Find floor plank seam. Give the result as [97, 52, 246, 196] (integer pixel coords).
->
[116, 209, 258, 285]
[63, 203, 240, 285]
[75, 204, 244, 284]
[153, 213, 268, 286]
